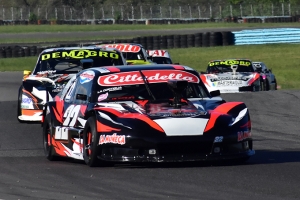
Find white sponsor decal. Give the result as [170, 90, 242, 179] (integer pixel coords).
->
[98, 70, 199, 86]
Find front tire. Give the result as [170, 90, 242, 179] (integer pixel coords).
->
[43, 114, 57, 161]
[17, 85, 25, 123]
[83, 116, 101, 167]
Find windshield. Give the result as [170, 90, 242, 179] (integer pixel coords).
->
[33, 49, 125, 75]
[96, 82, 208, 102]
[152, 57, 172, 64]
[207, 60, 254, 73]
[122, 52, 145, 60]
[95, 70, 208, 102]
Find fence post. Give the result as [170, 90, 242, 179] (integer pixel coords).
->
[289, 3, 291, 15]
[160, 5, 162, 18]
[55, 7, 57, 20]
[282, 3, 284, 16]
[189, 5, 192, 18]
[150, 6, 152, 19]
[140, 5, 143, 19]
[63, 6, 66, 20]
[121, 5, 124, 20]
[21, 8, 22, 20]
[46, 7, 48, 20]
[240, 4, 243, 17]
[112, 5, 114, 19]
[230, 4, 233, 17]
[198, 5, 201, 18]
[251, 4, 253, 16]
[131, 4, 134, 19]
[169, 5, 172, 18]
[219, 5, 222, 20]
[38, 7, 40, 19]
[101, 7, 104, 19]
[11, 7, 13, 21]
[92, 6, 94, 20]
[179, 6, 182, 18]
[28, 7, 30, 20]
[210, 4, 212, 19]
[70, 8, 72, 20]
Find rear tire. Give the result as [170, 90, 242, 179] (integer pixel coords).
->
[83, 116, 101, 167]
[43, 114, 57, 161]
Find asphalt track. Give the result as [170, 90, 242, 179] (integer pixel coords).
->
[0, 71, 300, 200]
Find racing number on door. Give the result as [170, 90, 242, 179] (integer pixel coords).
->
[63, 105, 81, 127]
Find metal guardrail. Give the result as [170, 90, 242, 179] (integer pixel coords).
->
[233, 28, 300, 45]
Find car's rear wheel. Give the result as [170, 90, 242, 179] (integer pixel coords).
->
[43, 114, 57, 161]
[83, 116, 101, 167]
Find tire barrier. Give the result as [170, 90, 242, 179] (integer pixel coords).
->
[194, 33, 203, 47]
[209, 32, 223, 47]
[153, 36, 161, 49]
[173, 35, 181, 48]
[167, 35, 174, 49]
[180, 35, 188, 48]
[160, 35, 168, 49]
[202, 32, 210, 47]
[187, 34, 195, 48]
[0, 31, 236, 59]
[146, 36, 153, 50]
[222, 31, 235, 46]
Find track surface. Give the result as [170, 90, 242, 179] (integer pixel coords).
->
[1, 72, 300, 199]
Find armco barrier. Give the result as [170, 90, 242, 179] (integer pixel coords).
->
[0, 31, 235, 59]
[233, 28, 300, 45]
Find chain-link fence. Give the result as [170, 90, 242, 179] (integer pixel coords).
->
[0, 3, 299, 21]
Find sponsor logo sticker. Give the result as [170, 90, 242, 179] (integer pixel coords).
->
[99, 133, 125, 145]
[237, 131, 251, 142]
[98, 92, 108, 102]
[80, 71, 95, 84]
[98, 70, 200, 86]
[22, 97, 33, 104]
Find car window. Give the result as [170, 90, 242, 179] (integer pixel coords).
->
[33, 49, 125, 75]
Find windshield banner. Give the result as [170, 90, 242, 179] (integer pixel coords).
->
[98, 70, 200, 86]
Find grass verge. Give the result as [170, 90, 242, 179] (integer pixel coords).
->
[0, 43, 299, 90]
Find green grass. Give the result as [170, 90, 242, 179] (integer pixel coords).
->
[1, 43, 299, 90]
[1, 23, 300, 33]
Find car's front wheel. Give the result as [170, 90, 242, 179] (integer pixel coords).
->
[43, 114, 57, 161]
[17, 85, 25, 123]
[83, 116, 101, 167]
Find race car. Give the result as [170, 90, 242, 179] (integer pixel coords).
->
[147, 50, 173, 64]
[17, 46, 127, 123]
[42, 64, 254, 167]
[96, 43, 154, 65]
[252, 61, 277, 91]
[200, 59, 262, 93]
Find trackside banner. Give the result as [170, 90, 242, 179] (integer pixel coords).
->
[98, 70, 200, 86]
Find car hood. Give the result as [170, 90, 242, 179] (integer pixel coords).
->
[95, 97, 247, 137]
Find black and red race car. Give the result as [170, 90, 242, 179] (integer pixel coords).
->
[42, 64, 254, 167]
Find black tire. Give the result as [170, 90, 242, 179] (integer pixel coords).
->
[43, 114, 57, 161]
[83, 116, 101, 167]
[17, 85, 26, 123]
[261, 79, 267, 91]
[274, 79, 277, 90]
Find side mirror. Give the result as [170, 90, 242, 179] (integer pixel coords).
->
[76, 93, 87, 101]
[210, 90, 220, 97]
[23, 70, 31, 76]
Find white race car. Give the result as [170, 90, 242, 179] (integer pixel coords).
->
[200, 59, 262, 93]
